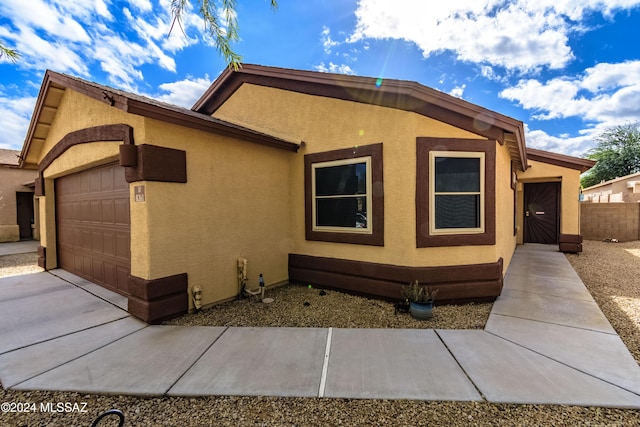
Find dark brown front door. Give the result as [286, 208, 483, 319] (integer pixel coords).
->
[16, 192, 34, 239]
[55, 163, 131, 295]
[524, 182, 560, 244]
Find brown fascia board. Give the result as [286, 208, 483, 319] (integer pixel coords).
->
[526, 147, 596, 173]
[192, 64, 528, 168]
[19, 71, 58, 168]
[19, 71, 299, 167]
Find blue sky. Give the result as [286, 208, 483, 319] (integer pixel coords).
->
[1, 0, 639, 157]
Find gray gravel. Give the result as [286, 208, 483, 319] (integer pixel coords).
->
[2, 244, 640, 426]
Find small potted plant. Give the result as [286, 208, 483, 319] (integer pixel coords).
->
[401, 280, 439, 320]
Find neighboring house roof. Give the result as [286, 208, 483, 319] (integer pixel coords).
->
[583, 170, 640, 191]
[526, 148, 596, 173]
[19, 70, 301, 168]
[0, 148, 20, 167]
[193, 64, 529, 171]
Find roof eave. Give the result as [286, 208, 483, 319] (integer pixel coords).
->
[193, 64, 529, 168]
[526, 148, 596, 173]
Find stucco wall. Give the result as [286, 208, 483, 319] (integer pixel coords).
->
[132, 118, 293, 307]
[582, 172, 640, 203]
[36, 90, 144, 270]
[215, 83, 516, 271]
[31, 88, 294, 309]
[515, 159, 582, 244]
[0, 167, 37, 242]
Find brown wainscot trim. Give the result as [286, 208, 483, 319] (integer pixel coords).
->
[34, 177, 44, 197]
[37, 124, 134, 197]
[124, 144, 187, 183]
[127, 273, 188, 323]
[289, 254, 503, 304]
[559, 234, 583, 253]
[37, 246, 47, 269]
[416, 137, 496, 247]
[304, 143, 384, 246]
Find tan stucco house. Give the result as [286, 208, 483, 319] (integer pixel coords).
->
[582, 171, 640, 203]
[0, 149, 38, 242]
[18, 65, 594, 323]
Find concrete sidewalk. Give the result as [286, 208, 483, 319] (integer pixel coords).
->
[1, 245, 640, 408]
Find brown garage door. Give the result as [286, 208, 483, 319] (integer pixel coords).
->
[56, 163, 131, 295]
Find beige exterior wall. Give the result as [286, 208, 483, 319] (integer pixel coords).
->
[215, 83, 517, 272]
[0, 167, 38, 242]
[132, 118, 293, 307]
[32, 88, 293, 309]
[515, 159, 582, 244]
[36, 90, 144, 270]
[582, 172, 640, 203]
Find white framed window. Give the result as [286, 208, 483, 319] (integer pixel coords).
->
[429, 151, 485, 235]
[311, 156, 373, 234]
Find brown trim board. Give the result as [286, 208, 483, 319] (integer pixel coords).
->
[39, 124, 134, 174]
[559, 234, 583, 253]
[37, 124, 134, 196]
[128, 273, 189, 323]
[124, 144, 187, 183]
[37, 246, 46, 269]
[416, 137, 496, 247]
[304, 143, 384, 246]
[193, 64, 527, 170]
[289, 254, 503, 304]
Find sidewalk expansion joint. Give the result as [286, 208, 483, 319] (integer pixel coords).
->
[48, 271, 127, 312]
[6, 321, 148, 389]
[434, 330, 487, 402]
[488, 313, 618, 336]
[485, 330, 640, 398]
[164, 326, 229, 396]
[318, 327, 332, 398]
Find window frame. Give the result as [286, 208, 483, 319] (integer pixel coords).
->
[416, 137, 495, 247]
[305, 143, 384, 246]
[429, 151, 485, 235]
[311, 156, 373, 234]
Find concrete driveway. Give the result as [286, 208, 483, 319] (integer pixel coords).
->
[1, 244, 640, 408]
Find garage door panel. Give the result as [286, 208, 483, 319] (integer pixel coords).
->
[114, 199, 129, 225]
[56, 163, 131, 296]
[102, 199, 115, 223]
[116, 266, 129, 293]
[116, 233, 129, 260]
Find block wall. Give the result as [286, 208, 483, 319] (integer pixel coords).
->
[581, 203, 640, 241]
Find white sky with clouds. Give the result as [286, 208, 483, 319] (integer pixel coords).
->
[1, 0, 639, 158]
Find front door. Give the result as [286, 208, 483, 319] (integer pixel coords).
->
[524, 182, 560, 244]
[16, 192, 34, 240]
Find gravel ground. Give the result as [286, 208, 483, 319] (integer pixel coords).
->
[2, 243, 640, 426]
[0, 253, 42, 278]
[565, 240, 640, 363]
[165, 284, 492, 329]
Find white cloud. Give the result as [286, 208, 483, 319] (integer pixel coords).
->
[314, 62, 357, 75]
[321, 26, 340, 54]
[449, 84, 466, 98]
[500, 60, 640, 124]
[502, 61, 640, 156]
[153, 75, 212, 108]
[0, 95, 37, 150]
[0, 0, 92, 43]
[349, 0, 640, 72]
[524, 123, 607, 157]
[3, 24, 90, 76]
[127, 0, 153, 13]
